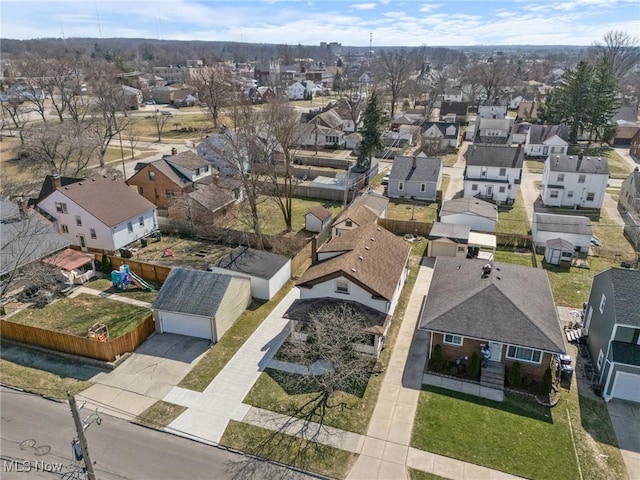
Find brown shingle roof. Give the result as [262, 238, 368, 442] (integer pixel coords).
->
[335, 204, 378, 227]
[165, 151, 210, 170]
[55, 176, 156, 227]
[296, 223, 411, 301]
[307, 205, 332, 222]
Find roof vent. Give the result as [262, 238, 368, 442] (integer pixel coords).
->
[358, 255, 364, 260]
[365, 246, 370, 250]
[370, 237, 375, 241]
[91, 178, 96, 182]
[351, 268, 356, 272]
[376, 227, 381, 231]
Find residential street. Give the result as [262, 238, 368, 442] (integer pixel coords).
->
[0, 387, 314, 480]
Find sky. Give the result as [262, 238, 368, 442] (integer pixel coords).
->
[1, 0, 639, 47]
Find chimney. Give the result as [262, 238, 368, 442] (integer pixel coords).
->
[17, 197, 27, 216]
[576, 150, 584, 172]
[412, 156, 417, 169]
[171, 147, 178, 155]
[311, 236, 318, 265]
[51, 174, 62, 189]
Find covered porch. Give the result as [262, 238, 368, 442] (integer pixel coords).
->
[41, 248, 96, 285]
[467, 231, 497, 260]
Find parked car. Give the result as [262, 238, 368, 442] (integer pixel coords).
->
[590, 235, 601, 247]
[161, 110, 173, 116]
[381, 175, 389, 186]
[144, 100, 156, 105]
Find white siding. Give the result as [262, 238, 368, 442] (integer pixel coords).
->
[214, 277, 252, 341]
[541, 162, 608, 208]
[531, 230, 591, 252]
[207, 259, 290, 300]
[111, 210, 158, 250]
[267, 259, 292, 299]
[463, 165, 520, 203]
[299, 276, 390, 313]
[305, 214, 324, 233]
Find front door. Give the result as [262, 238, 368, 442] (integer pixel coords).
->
[486, 185, 493, 197]
[79, 234, 87, 252]
[488, 341, 502, 362]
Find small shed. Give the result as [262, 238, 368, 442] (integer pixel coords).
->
[440, 197, 498, 233]
[208, 246, 291, 300]
[41, 248, 96, 285]
[544, 238, 575, 266]
[151, 268, 251, 342]
[305, 205, 332, 233]
[427, 223, 470, 258]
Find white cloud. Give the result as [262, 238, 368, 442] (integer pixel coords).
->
[351, 3, 377, 10]
[419, 3, 443, 13]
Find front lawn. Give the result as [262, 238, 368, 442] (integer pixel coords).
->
[412, 387, 579, 480]
[84, 278, 160, 303]
[495, 191, 529, 235]
[493, 247, 535, 267]
[135, 401, 187, 429]
[0, 358, 92, 399]
[7, 294, 150, 338]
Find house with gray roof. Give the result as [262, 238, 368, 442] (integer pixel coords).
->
[531, 213, 592, 253]
[350, 191, 388, 218]
[440, 197, 498, 233]
[151, 268, 251, 342]
[541, 152, 609, 209]
[208, 246, 291, 300]
[419, 257, 566, 396]
[463, 145, 524, 204]
[387, 153, 442, 201]
[421, 121, 461, 151]
[524, 125, 569, 158]
[584, 268, 640, 403]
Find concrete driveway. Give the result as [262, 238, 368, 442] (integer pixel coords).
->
[607, 400, 640, 480]
[79, 333, 209, 419]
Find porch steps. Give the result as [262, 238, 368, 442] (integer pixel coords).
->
[481, 362, 505, 390]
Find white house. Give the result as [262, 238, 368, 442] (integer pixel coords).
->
[478, 105, 507, 119]
[208, 246, 291, 300]
[421, 122, 461, 150]
[305, 205, 332, 233]
[287, 81, 307, 100]
[442, 89, 463, 102]
[531, 213, 592, 253]
[474, 118, 512, 144]
[299, 124, 345, 148]
[540, 153, 609, 209]
[463, 145, 524, 205]
[524, 125, 569, 158]
[151, 268, 251, 342]
[440, 197, 498, 233]
[37, 176, 157, 252]
[198, 132, 250, 177]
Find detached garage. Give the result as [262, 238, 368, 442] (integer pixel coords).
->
[151, 268, 251, 342]
[427, 223, 469, 258]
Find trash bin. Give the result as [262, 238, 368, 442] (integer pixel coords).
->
[154, 231, 162, 241]
[140, 238, 148, 248]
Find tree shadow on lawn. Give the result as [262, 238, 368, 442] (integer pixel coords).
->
[577, 391, 620, 448]
[264, 367, 369, 399]
[423, 385, 554, 424]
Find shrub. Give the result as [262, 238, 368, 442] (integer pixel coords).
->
[101, 251, 113, 275]
[429, 344, 445, 373]
[449, 365, 458, 376]
[507, 362, 522, 388]
[539, 367, 553, 395]
[467, 352, 480, 380]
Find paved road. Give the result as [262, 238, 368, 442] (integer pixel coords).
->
[0, 387, 313, 480]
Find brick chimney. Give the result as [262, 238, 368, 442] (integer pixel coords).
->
[412, 156, 417, 169]
[311, 236, 318, 265]
[51, 174, 62, 189]
[577, 150, 584, 172]
[171, 147, 178, 155]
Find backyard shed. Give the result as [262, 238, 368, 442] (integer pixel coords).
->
[305, 205, 332, 233]
[151, 267, 251, 342]
[427, 223, 470, 258]
[544, 238, 575, 266]
[208, 246, 291, 300]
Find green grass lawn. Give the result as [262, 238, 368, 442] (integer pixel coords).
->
[84, 278, 160, 303]
[220, 421, 357, 479]
[495, 191, 530, 235]
[525, 160, 545, 173]
[242, 240, 428, 434]
[0, 359, 92, 399]
[386, 201, 438, 222]
[412, 387, 579, 480]
[409, 470, 449, 480]
[493, 247, 535, 267]
[135, 401, 187, 429]
[131, 114, 213, 140]
[441, 153, 458, 167]
[230, 197, 343, 235]
[7, 294, 150, 338]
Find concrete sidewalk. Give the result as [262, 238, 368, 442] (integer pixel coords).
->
[69, 286, 152, 307]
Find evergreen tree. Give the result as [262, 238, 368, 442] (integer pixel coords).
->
[357, 91, 385, 171]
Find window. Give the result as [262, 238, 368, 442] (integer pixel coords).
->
[578, 174, 586, 183]
[550, 190, 559, 198]
[148, 171, 156, 181]
[557, 173, 565, 182]
[481, 167, 487, 177]
[597, 350, 604, 370]
[335, 280, 349, 294]
[567, 190, 574, 198]
[166, 190, 175, 199]
[75, 215, 82, 227]
[586, 192, 595, 201]
[499, 168, 506, 176]
[444, 334, 463, 346]
[499, 186, 506, 193]
[345, 220, 353, 227]
[127, 222, 133, 233]
[599, 294, 606, 313]
[398, 181, 404, 191]
[154, 188, 159, 199]
[204, 166, 209, 173]
[195, 168, 201, 176]
[506, 345, 542, 364]
[471, 184, 478, 191]
[61, 224, 69, 234]
[420, 183, 426, 192]
[139, 216, 144, 227]
[139, 186, 144, 195]
[90, 228, 97, 239]
[55, 202, 68, 214]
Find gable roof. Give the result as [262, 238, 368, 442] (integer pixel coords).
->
[212, 246, 289, 279]
[527, 125, 569, 144]
[428, 222, 470, 242]
[47, 176, 156, 227]
[35, 175, 82, 204]
[306, 205, 332, 222]
[187, 184, 235, 213]
[421, 121, 459, 139]
[533, 213, 592, 235]
[440, 198, 498, 221]
[165, 151, 209, 171]
[151, 268, 233, 317]
[546, 237, 575, 251]
[350, 192, 389, 216]
[335, 204, 379, 227]
[440, 101, 468, 116]
[465, 145, 524, 169]
[296, 223, 411, 301]
[419, 257, 565, 353]
[129, 159, 190, 188]
[624, 171, 640, 196]
[390, 155, 442, 183]
[547, 154, 609, 174]
[598, 267, 640, 327]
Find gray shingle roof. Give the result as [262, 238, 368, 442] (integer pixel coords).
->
[421, 121, 459, 139]
[390, 155, 442, 183]
[440, 198, 498, 221]
[608, 267, 640, 327]
[428, 222, 470, 242]
[465, 145, 524, 168]
[213, 246, 289, 279]
[440, 101, 468, 116]
[534, 213, 592, 235]
[610, 341, 640, 367]
[547, 154, 609, 174]
[527, 125, 569, 144]
[151, 268, 232, 317]
[165, 151, 210, 170]
[419, 257, 565, 353]
[546, 237, 575, 250]
[350, 192, 389, 216]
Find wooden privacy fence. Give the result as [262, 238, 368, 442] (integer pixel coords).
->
[0, 315, 156, 362]
[378, 218, 434, 236]
[108, 256, 172, 283]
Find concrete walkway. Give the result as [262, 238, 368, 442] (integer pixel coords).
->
[69, 286, 152, 307]
[161, 287, 300, 444]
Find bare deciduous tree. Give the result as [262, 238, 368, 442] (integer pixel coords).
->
[1, 99, 31, 145]
[195, 65, 234, 128]
[152, 109, 170, 142]
[591, 30, 640, 83]
[463, 59, 516, 104]
[374, 49, 414, 118]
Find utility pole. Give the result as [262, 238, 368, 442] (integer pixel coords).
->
[67, 391, 96, 480]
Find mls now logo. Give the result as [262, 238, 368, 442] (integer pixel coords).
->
[3, 460, 64, 473]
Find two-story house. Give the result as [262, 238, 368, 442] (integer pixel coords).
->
[37, 175, 157, 253]
[421, 121, 461, 151]
[127, 149, 213, 208]
[524, 125, 569, 158]
[387, 153, 443, 202]
[540, 153, 609, 209]
[439, 101, 469, 125]
[474, 118, 512, 144]
[619, 170, 640, 247]
[584, 268, 640, 403]
[463, 145, 524, 204]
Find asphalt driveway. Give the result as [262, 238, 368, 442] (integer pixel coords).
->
[79, 333, 209, 419]
[607, 400, 640, 480]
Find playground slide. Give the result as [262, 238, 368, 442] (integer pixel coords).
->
[127, 271, 154, 291]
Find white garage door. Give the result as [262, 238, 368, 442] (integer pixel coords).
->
[612, 372, 640, 403]
[160, 311, 212, 340]
[430, 241, 457, 258]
